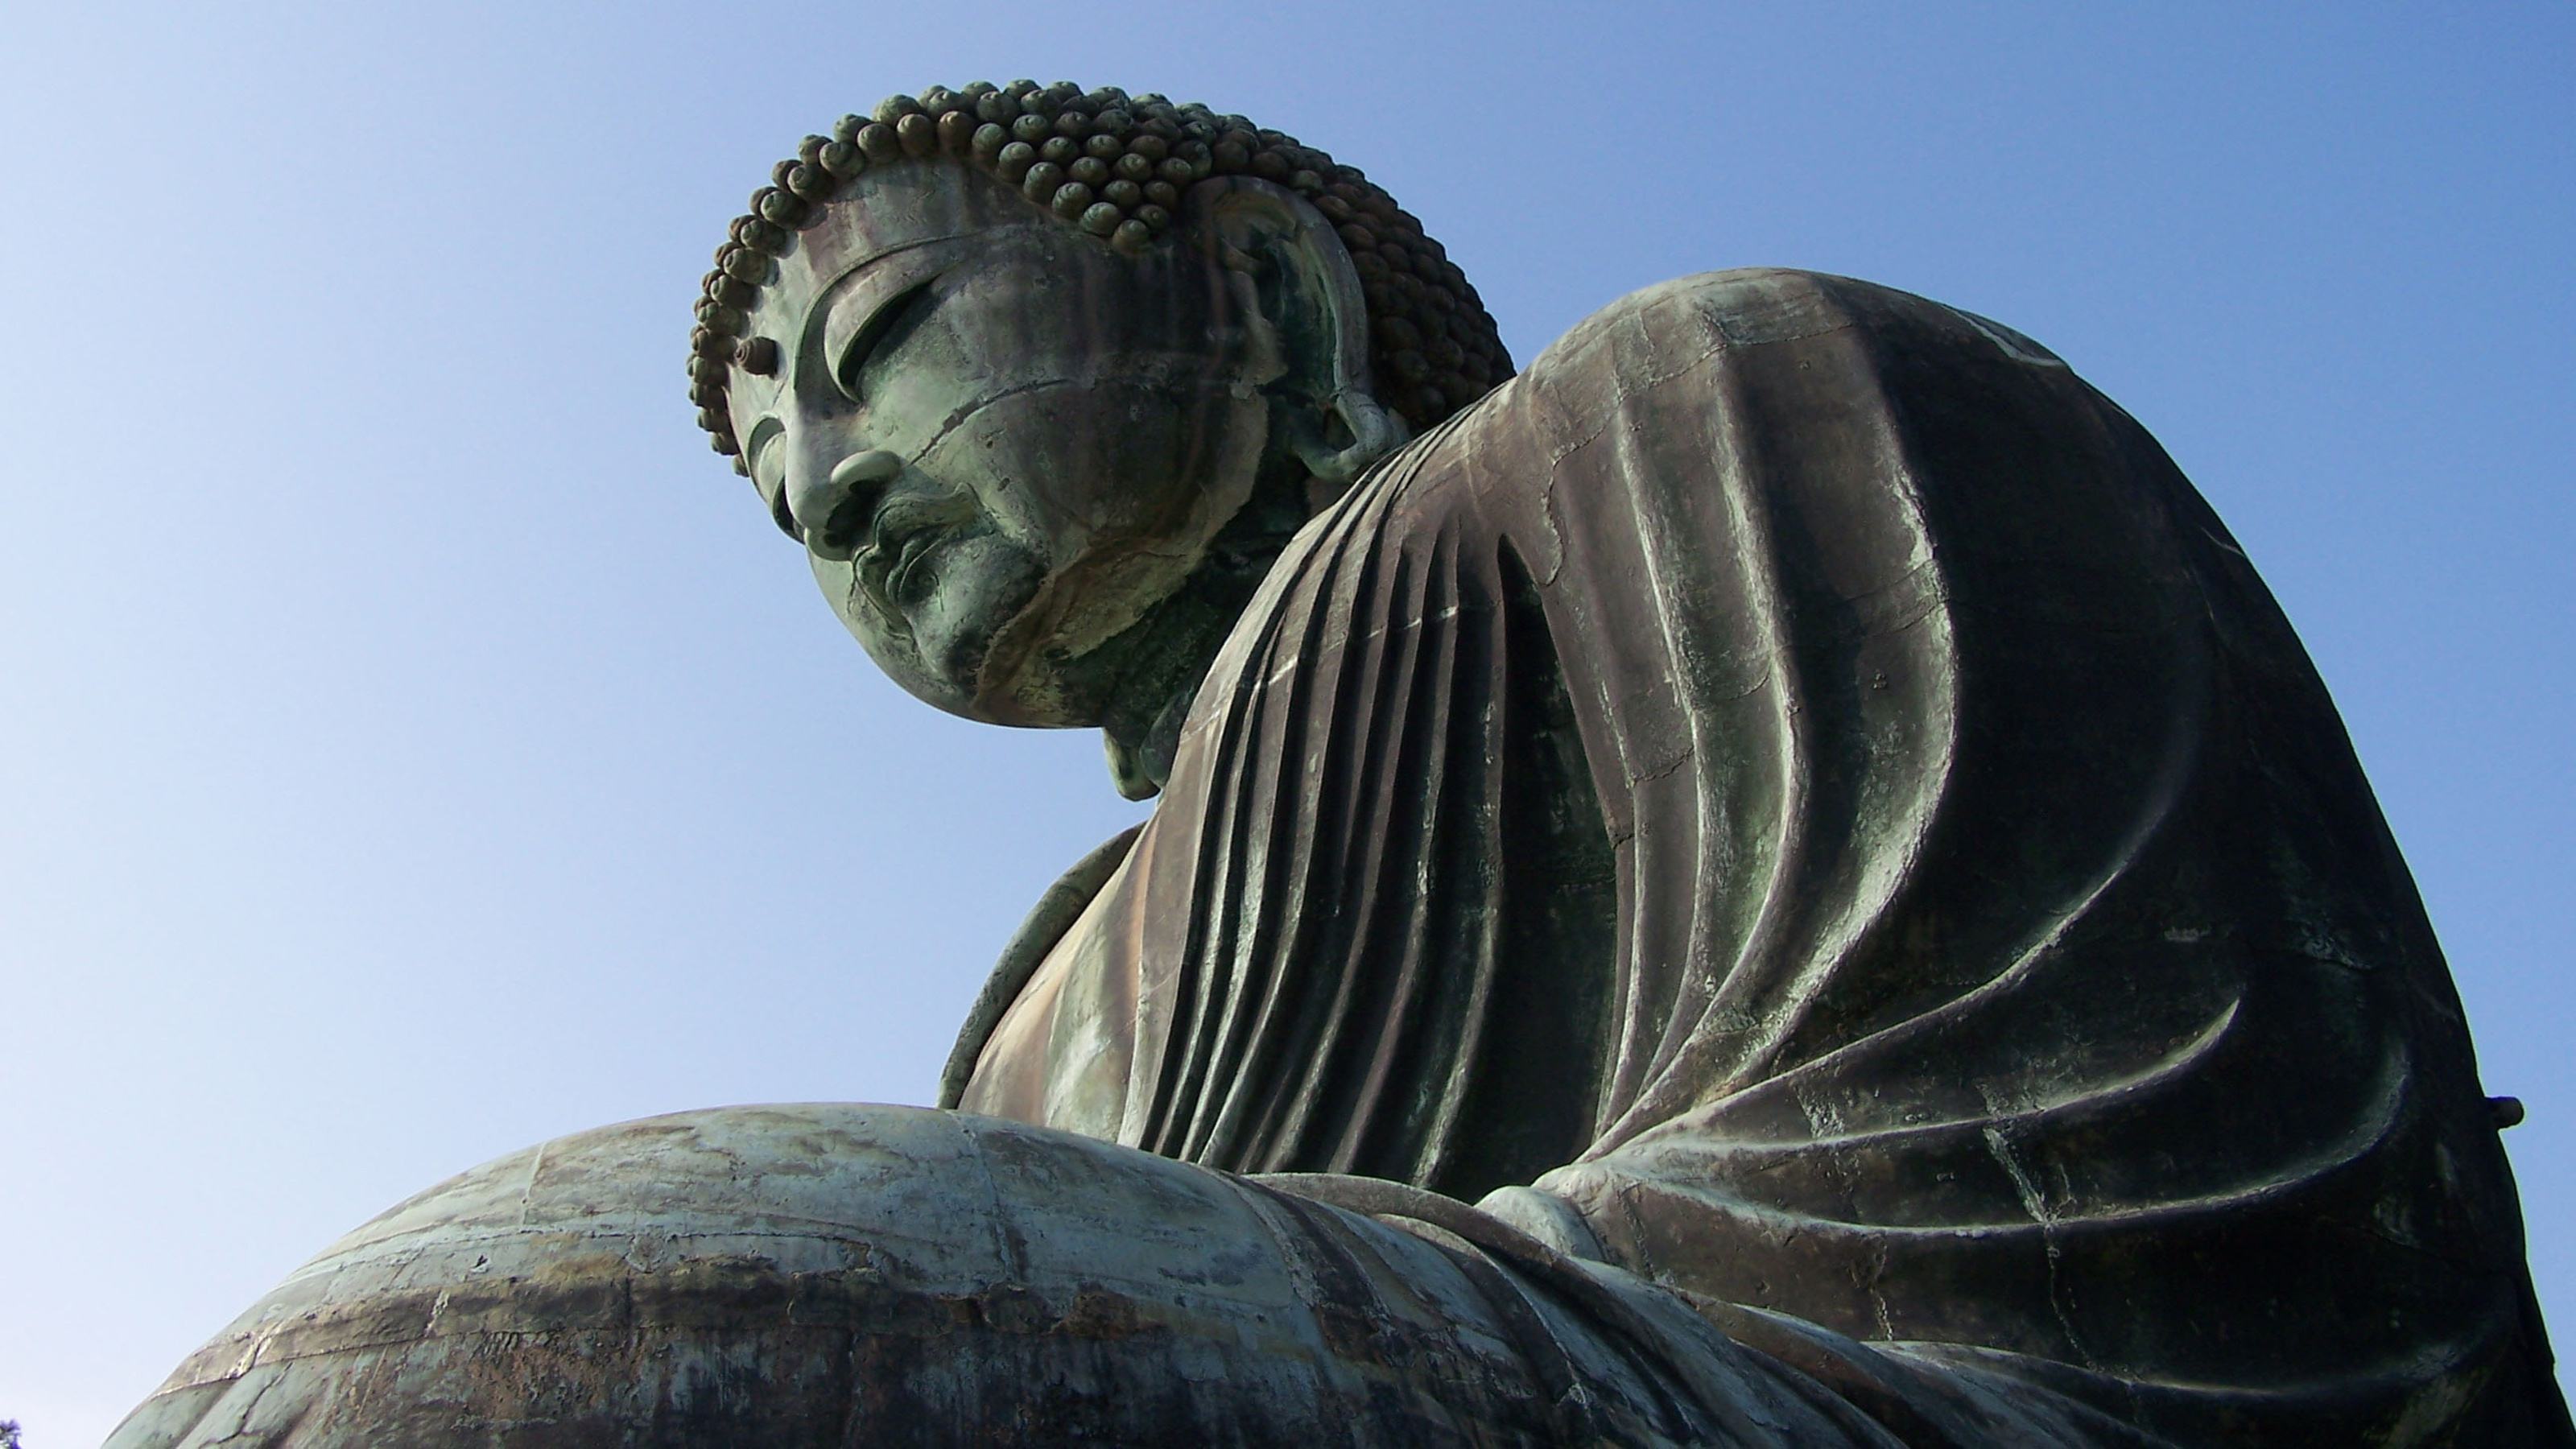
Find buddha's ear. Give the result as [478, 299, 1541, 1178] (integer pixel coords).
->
[1180, 178, 1407, 488]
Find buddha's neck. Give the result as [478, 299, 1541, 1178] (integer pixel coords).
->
[1090, 464, 1323, 800]
[1092, 546, 1269, 801]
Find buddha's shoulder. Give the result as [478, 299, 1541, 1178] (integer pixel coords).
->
[1524, 269, 2066, 382]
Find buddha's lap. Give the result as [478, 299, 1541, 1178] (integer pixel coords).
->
[107, 1104, 1840, 1447]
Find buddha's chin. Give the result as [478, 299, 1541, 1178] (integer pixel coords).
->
[863, 620, 1021, 725]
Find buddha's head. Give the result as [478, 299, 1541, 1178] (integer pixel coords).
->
[689, 82, 1507, 789]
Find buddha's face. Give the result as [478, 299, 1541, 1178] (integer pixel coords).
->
[724, 163, 1276, 726]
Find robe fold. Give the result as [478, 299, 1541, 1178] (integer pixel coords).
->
[956, 270, 2568, 1445]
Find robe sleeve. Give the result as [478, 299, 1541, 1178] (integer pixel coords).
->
[1495, 271, 2560, 1445]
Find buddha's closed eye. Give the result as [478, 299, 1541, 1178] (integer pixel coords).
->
[835, 278, 941, 403]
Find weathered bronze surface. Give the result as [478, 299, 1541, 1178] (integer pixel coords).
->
[111, 81, 2571, 1447]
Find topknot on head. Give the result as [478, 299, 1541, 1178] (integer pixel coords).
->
[689, 83, 1512, 473]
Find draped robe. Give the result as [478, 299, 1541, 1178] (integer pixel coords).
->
[953, 270, 2569, 1446]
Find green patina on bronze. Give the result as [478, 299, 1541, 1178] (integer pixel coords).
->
[111, 76, 2574, 1449]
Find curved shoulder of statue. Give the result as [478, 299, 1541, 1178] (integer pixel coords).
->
[1530, 268, 2067, 385]
[1529, 269, 1857, 379]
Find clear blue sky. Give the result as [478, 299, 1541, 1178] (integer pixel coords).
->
[3, 2, 2567, 1439]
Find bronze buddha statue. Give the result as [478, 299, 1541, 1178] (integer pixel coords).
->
[109, 81, 2570, 1448]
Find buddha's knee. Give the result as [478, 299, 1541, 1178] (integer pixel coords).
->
[107, 1104, 1617, 1447]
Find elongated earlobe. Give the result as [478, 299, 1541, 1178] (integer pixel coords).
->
[1186, 176, 1410, 493]
[1300, 389, 1406, 487]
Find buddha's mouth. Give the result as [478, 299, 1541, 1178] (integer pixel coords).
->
[885, 530, 939, 603]
[859, 490, 980, 614]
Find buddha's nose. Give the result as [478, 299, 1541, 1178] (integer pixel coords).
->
[790, 450, 904, 560]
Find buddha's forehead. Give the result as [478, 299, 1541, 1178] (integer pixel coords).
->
[748, 163, 1042, 345]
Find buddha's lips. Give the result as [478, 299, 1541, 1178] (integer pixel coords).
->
[861, 492, 976, 612]
[886, 530, 941, 604]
